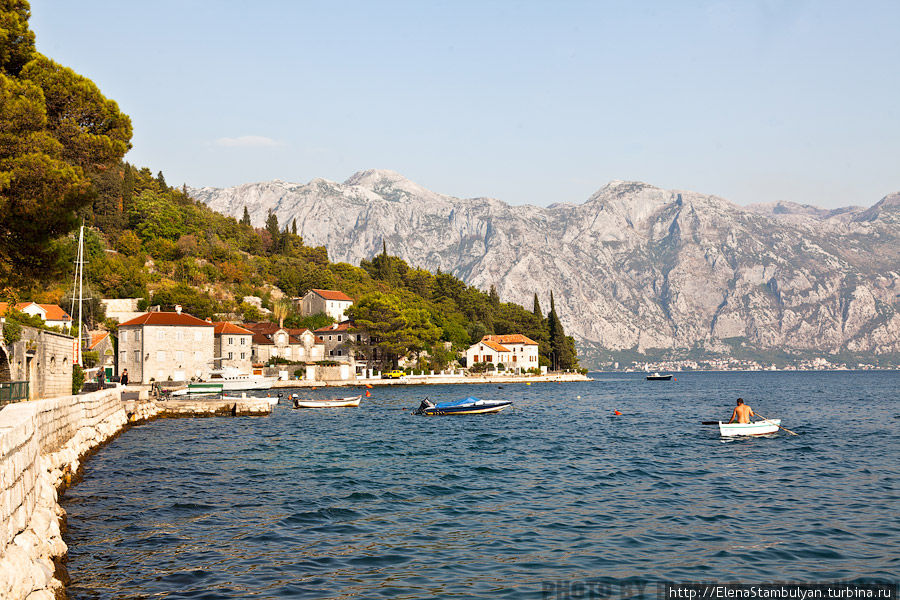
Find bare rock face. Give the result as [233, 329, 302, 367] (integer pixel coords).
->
[190, 171, 900, 361]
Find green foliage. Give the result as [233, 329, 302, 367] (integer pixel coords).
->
[0, 7, 131, 288]
[81, 350, 99, 368]
[72, 364, 84, 394]
[284, 311, 334, 331]
[2, 319, 21, 343]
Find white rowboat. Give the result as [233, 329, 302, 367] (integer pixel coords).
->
[719, 419, 781, 437]
[293, 395, 361, 409]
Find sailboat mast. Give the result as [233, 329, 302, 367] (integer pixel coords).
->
[75, 224, 84, 366]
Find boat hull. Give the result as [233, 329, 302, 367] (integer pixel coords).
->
[646, 375, 672, 380]
[293, 395, 361, 408]
[420, 401, 512, 416]
[719, 419, 781, 437]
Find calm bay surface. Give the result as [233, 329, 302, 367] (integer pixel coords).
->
[63, 372, 899, 599]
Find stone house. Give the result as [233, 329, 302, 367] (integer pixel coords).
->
[117, 309, 214, 384]
[297, 289, 353, 322]
[465, 334, 539, 372]
[213, 322, 253, 373]
[87, 331, 116, 380]
[0, 302, 72, 330]
[0, 325, 74, 400]
[242, 322, 325, 364]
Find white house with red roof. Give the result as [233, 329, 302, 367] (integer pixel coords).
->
[0, 302, 72, 330]
[465, 334, 539, 373]
[212, 322, 254, 373]
[117, 307, 214, 384]
[299, 289, 353, 322]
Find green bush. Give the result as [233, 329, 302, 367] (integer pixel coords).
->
[72, 365, 85, 394]
[3, 320, 22, 343]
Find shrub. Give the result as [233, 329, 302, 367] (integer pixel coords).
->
[72, 365, 85, 394]
[3, 320, 22, 344]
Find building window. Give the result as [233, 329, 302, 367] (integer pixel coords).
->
[176, 330, 183, 341]
[228, 337, 234, 345]
[134, 350, 140, 363]
[473, 355, 479, 362]
[240, 338, 246, 345]
[175, 350, 184, 362]
[157, 330, 164, 340]
[328, 335, 333, 341]
[337, 335, 342, 341]
[157, 351, 165, 362]
[485, 355, 493, 362]
[356, 334, 361, 342]
[284, 347, 292, 357]
[194, 351, 201, 361]
[135, 331, 141, 342]
[120, 331, 127, 343]
[228, 351, 233, 359]
[120, 350, 126, 364]
[240, 352, 245, 360]
[336, 349, 342, 356]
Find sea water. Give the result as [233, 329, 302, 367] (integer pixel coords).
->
[62, 371, 899, 599]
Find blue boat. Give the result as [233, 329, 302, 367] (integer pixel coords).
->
[413, 396, 512, 416]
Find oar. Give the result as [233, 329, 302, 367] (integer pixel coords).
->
[753, 412, 800, 436]
[701, 421, 719, 425]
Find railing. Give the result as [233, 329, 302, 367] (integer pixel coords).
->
[0, 380, 30, 405]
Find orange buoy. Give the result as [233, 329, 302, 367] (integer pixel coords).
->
[673, 377, 677, 381]
[365, 384, 373, 389]
[614, 410, 622, 415]
[365, 390, 371, 397]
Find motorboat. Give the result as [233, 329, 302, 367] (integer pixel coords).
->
[413, 396, 512, 416]
[206, 367, 277, 391]
[646, 373, 673, 381]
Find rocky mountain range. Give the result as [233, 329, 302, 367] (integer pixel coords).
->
[190, 170, 900, 365]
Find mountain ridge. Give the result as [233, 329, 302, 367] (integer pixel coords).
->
[189, 171, 900, 363]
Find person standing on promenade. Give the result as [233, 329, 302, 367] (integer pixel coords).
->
[728, 398, 755, 424]
[120, 369, 129, 386]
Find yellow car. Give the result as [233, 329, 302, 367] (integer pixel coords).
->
[382, 370, 406, 379]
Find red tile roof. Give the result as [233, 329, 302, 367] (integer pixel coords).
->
[481, 339, 510, 352]
[484, 334, 538, 346]
[118, 312, 213, 327]
[314, 320, 353, 333]
[310, 289, 353, 302]
[89, 332, 109, 349]
[213, 322, 253, 335]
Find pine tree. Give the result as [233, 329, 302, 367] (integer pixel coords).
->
[489, 285, 500, 307]
[241, 206, 251, 226]
[265, 210, 280, 253]
[291, 218, 297, 236]
[156, 171, 167, 190]
[532, 293, 542, 319]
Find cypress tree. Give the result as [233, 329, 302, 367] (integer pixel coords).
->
[241, 206, 251, 226]
[156, 170, 167, 190]
[532, 293, 542, 319]
[291, 218, 297, 236]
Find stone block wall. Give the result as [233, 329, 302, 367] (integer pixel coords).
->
[0, 389, 127, 599]
[6, 327, 74, 399]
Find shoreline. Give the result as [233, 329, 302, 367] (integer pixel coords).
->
[271, 372, 591, 388]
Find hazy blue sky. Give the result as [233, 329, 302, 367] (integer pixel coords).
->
[30, 1, 899, 208]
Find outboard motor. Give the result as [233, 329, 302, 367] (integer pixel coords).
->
[413, 398, 435, 415]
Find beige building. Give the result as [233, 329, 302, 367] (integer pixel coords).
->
[298, 289, 353, 322]
[465, 334, 539, 373]
[242, 322, 325, 364]
[87, 331, 116, 380]
[213, 322, 253, 373]
[99, 298, 144, 325]
[117, 309, 214, 384]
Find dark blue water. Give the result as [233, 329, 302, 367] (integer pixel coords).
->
[63, 372, 899, 599]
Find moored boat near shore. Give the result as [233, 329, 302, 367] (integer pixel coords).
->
[292, 395, 362, 408]
[646, 372, 673, 381]
[413, 397, 512, 416]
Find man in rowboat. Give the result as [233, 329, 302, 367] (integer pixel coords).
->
[728, 398, 756, 424]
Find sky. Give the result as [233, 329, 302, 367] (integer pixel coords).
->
[30, 1, 900, 209]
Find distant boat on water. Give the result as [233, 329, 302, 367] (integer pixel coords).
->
[646, 373, 673, 381]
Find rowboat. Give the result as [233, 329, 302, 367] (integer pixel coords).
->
[719, 419, 781, 437]
[292, 395, 361, 408]
[413, 397, 512, 416]
[646, 372, 672, 381]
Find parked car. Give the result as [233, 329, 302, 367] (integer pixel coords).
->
[382, 370, 406, 379]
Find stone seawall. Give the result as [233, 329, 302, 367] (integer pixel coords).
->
[0, 389, 127, 600]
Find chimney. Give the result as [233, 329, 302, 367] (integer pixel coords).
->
[175, 305, 182, 314]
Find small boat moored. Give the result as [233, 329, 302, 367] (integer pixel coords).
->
[719, 419, 781, 437]
[413, 396, 512, 416]
[646, 373, 673, 381]
[292, 395, 361, 408]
